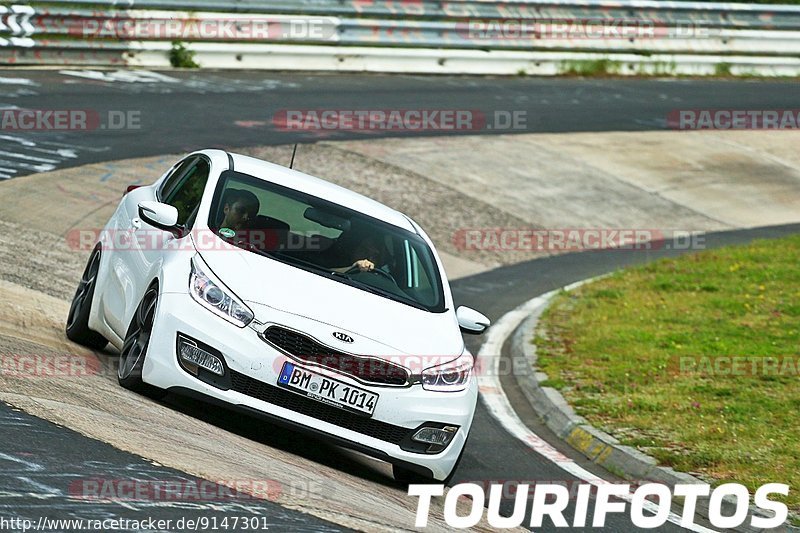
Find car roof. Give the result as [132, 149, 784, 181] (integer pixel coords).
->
[222, 151, 416, 233]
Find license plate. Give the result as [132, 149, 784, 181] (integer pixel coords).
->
[277, 362, 378, 417]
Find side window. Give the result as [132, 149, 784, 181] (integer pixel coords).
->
[159, 157, 196, 201]
[163, 158, 211, 227]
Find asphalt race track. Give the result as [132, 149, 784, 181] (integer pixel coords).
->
[2, 70, 799, 532]
[1, 70, 799, 178]
[0, 401, 349, 532]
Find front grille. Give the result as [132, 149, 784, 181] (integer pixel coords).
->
[261, 326, 410, 387]
[229, 370, 411, 444]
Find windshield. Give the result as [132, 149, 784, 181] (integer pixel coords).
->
[208, 170, 446, 312]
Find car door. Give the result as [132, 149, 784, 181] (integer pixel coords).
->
[104, 156, 210, 338]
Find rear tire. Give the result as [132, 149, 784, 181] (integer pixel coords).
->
[66, 247, 108, 350]
[117, 285, 166, 400]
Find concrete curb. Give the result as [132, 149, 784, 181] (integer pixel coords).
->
[511, 283, 798, 533]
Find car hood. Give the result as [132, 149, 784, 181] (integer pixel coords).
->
[198, 249, 463, 357]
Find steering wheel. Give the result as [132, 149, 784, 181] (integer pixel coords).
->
[345, 265, 397, 285]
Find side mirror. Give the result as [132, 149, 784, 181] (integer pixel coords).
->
[456, 306, 491, 335]
[138, 201, 180, 235]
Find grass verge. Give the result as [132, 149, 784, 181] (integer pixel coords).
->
[535, 235, 800, 511]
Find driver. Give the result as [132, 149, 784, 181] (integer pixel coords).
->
[332, 235, 385, 274]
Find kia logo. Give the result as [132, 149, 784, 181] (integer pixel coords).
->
[332, 332, 354, 343]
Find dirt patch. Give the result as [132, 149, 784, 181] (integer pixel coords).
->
[0, 220, 86, 300]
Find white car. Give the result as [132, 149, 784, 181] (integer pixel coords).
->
[66, 149, 490, 482]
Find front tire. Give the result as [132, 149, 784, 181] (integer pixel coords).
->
[66, 247, 108, 350]
[118, 285, 166, 400]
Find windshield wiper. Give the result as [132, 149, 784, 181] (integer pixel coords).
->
[330, 272, 427, 311]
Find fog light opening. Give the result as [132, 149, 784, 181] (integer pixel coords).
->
[178, 336, 225, 376]
[412, 425, 457, 447]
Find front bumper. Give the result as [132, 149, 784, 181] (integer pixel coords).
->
[144, 292, 478, 480]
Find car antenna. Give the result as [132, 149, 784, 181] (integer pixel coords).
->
[289, 143, 298, 169]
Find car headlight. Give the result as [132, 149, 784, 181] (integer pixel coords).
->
[421, 352, 473, 392]
[189, 255, 254, 328]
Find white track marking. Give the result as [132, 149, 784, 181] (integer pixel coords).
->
[0, 136, 97, 179]
[0, 158, 55, 172]
[36, 139, 108, 153]
[0, 150, 58, 164]
[0, 452, 44, 472]
[57, 70, 298, 95]
[59, 69, 180, 84]
[0, 134, 35, 147]
[0, 77, 37, 86]
[478, 288, 718, 533]
[16, 477, 62, 496]
[20, 146, 79, 159]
